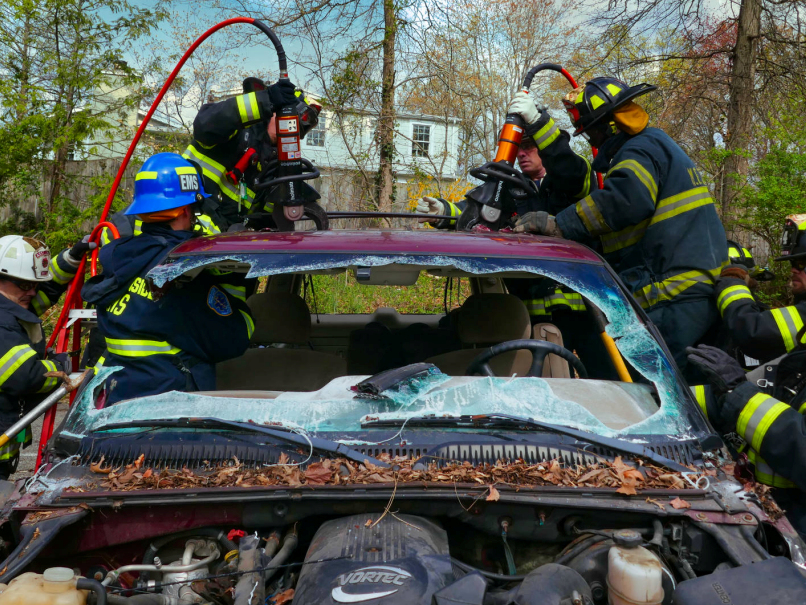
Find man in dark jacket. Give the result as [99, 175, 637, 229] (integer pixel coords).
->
[82, 153, 254, 406]
[507, 77, 728, 376]
[0, 235, 91, 478]
[182, 77, 319, 230]
[714, 215, 806, 362]
[688, 344, 806, 536]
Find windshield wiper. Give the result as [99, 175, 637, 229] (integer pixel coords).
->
[362, 413, 690, 472]
[91, 417, 389, 467]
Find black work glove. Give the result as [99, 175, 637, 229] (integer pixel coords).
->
[48, 351, 72, 375]
[686, 345, 746, 399]
[525, 107, 551, 138]
[266, 80, 298, 110]
[64, 235, 97, 267]
[513, 211, 563, 237]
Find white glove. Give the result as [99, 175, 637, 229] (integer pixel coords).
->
[415, 197, 446, 224]
[507, 91, 540, 126]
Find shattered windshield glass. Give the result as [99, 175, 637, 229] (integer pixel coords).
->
[62, 254, 706, 441]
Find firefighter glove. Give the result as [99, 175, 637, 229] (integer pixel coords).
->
[507, 92, 540, 126]
[415, 197, 446, 223]
[65, 235, 97, 267]
[686, 345, 746, 399]
[720, 265, 756, 289]
[513, 211, 563, 237]
[266, 80, 298, 111]
[48, 351, 72, 375]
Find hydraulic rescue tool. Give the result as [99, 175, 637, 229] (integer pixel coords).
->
[457, 64, 594, 231]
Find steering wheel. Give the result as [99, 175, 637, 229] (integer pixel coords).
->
[465, 339, 588, 378]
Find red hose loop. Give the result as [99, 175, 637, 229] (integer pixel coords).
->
[98, 17, 257, 225]
[89, 221, 119, 277]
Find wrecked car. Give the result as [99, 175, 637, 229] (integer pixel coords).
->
[0, 229, 804, 605]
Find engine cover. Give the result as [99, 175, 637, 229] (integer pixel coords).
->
[294, 514, 454, 604]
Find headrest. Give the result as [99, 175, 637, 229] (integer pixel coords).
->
[247, 292, 311, 345]
[457, 294, 531, 344]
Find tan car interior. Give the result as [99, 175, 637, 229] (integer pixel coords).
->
[216, 274, 571, 391]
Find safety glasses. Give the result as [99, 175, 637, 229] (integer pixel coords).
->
[1, 276, 38, 292]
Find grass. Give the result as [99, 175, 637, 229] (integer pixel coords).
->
[301, 272, 471, 314]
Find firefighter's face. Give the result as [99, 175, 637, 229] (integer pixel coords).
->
[267, 116, 277, 145]
[516, 143, 546, 180]
[0, 278, 37, 309]
[790, 261, 806, 297]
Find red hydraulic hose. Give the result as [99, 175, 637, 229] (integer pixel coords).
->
[522, 64, 604, 190]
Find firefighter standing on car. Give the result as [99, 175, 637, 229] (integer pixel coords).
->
[714, 215, 806, 363]
[82, 153, 255, 406]
[688, 343, 806, 536]
[0, 236, 93, 478]
[506, 77, 728, 376]
[182, 77, 320, 231]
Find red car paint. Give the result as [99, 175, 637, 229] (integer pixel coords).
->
[167, 229, 603, 263]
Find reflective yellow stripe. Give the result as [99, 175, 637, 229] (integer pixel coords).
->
[175, 166, 196, 176]
[134, 219, 143, 236]
[532, 117, 560, 150]
[182, 145, 254, 208]
[195, 214, 221, 236]
[770, 307, 805, 352]
[545, 291, 585, 312]
[236, 92, 260, 124]
[37, 360, 59, 393]
[599, 186, 714, 254]
[799, 401, 806, 414]
[222, 284, 246, 302]
[717, 284, 754, 315]
[241, 310, 255, 340]
[0, 441, 21, 460]
[606, 159, 658, 202]
[575, 157, 592, 200]
[601, 218, 650, 254]
[691, 385, 708, 418]
[100, 228, 112, 246]
[576, 195, 609, 235]
[50, 255, 74, 285]
[0, 345, 38, 387]
[94, 356, 106, 369]
[31, 290, 52, 316]
[105, 337, 181, 357]
[445, 201, 461, 226]
[747, 450, 798, 488]
[737, 393, 791, 452]
[525, 299, 550, 316]
[634, 265, 724, 309]
[135, 171, 158, 181]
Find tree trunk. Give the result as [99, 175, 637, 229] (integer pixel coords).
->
[720, 0, 761, 237]
[376, 0, 396, 215]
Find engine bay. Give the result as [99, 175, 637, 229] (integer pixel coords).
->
[1, 503, 804, 605]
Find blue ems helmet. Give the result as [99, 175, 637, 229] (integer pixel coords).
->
[125, 153, 204, 217]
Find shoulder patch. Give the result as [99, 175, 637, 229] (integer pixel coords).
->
[207, 285, 233, 316]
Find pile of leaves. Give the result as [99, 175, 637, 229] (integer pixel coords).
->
[85, 453, 699, 498]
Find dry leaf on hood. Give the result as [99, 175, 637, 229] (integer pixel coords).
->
[616, 485, 638, 496]
[486, 486, 500, 501]
[90, 456, 112, 475]
[304, 463, 333, 485]
[269, 589, 295, 604]
[646, 497, 665, 511]
[670, 497, 691, 509]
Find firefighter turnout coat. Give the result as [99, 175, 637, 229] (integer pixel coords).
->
[555, 128, 728, 311]
[0, 252, 77, 461]
[182, 91, 276, 228]
[715, 276, 806, 362]
[81, 224, 255, 406]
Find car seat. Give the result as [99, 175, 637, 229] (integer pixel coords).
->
[532, 323, 571, 378]
[216, 292, 347, 391]
[425, 294, 532, 376]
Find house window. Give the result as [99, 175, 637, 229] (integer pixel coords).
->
[306, 118, 326, 147]
[412, 124, 430, 157]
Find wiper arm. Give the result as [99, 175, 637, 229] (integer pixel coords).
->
[363, 413, 690, 472]
[92, 417, 389, 467]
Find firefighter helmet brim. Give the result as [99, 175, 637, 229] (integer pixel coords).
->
[564, 78, 657, 136]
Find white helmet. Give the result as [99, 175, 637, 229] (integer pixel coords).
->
[0, 236, 52, 282]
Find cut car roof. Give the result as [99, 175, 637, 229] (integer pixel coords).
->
[167, 229, 604, 263]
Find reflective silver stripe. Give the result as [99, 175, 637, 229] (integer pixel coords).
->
[533, 118, 560, 150]
[31, 290, 51, 316]
[105, 338, 181, 356]
[650, 187, 712, 225]
[0, 345, 38, 387]
[222, 284, 246, 301]
[740, 396, 788, 452]
[183, 145, 254, 208]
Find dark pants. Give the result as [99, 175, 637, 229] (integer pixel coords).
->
[646, 295, 718, 382]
